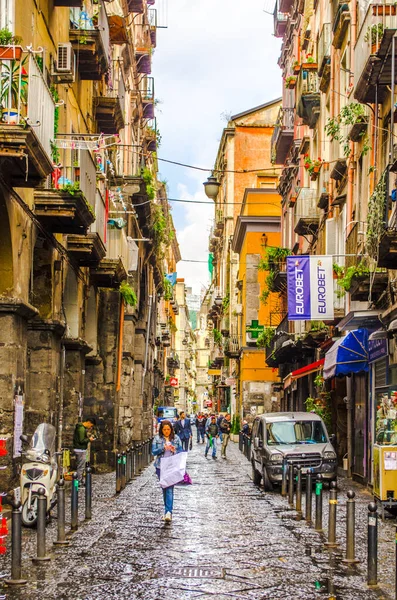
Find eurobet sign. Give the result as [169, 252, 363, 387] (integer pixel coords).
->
[287, 255, 334, 320]
[169, 377, 178, 387]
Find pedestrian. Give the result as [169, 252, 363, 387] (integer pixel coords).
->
[174, 411, 192, 451]
[220, 413, 232, 459]
[205, 415, 219, 460]
[197, 413, 206, 444]
[73, 417, 96, 485]
[151, 420, 182, 523]
[242, 420, 250, 435]
[217, 413, 224, 442]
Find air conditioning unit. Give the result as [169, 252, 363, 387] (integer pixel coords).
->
[52, 43, 75, 82]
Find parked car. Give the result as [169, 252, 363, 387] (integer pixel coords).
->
[250, 412, 337, 491]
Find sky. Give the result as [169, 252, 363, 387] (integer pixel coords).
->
[152, 0, 282, 294]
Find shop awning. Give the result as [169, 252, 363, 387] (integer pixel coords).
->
[323, 329, 369, 380]
[283, 359, 324, 389]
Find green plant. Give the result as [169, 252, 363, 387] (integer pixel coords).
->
[119, 281, 137, 306]
[168, 318, 177, 333]
[143, 167, 156, 200]
[0, 28, 22, 46]
[163, 276, 173, 301]
[222, 291, 230, 311]
[305, 395, 332, 433]
[335, 261, 370, 296]
[364, 23, 384, 46]
[258, 246, 290, 271]
[285, 75, 297, 88]
[309, 320, 327, 332]
[59, 181, 80, 195]
[231, 415, 241, 434]
[50, 140, 60, 165]
[314, 373, 325, 389]
[367, 171, 387, 260]
[0, 58, 28, 109]
[303, 154, 323, 175]
[325, 103, 370, 159]
[213, 328, 222, 345]
[256, 326, 275, 348]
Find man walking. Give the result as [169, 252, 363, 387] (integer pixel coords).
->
[174, 411, 192, 451]
[73, 417, 96, 485]
[205, 415, 219, 460]
[220, 413, 232, 459]
[196, 413, 206, 444]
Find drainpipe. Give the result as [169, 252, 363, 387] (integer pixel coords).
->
[141, 294, 153, 436]
[346, 377, 353, 478]
[113, 297, 125, 453]
[346, 0, 357, 239]
[57, 344, 65, 454]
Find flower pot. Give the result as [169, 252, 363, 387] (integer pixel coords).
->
[0, 45, 23, 61]
[2, 109, 19, 124]
[293, 65, 301, 74]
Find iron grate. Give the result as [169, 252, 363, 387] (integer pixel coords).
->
[159, 567, 225, 579]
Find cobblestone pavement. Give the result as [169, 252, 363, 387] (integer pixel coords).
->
[0, 438, 395, 600]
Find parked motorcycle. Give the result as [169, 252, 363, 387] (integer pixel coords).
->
[20, 423, 58, 527]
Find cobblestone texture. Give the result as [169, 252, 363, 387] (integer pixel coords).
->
[0, 438, 395, 599]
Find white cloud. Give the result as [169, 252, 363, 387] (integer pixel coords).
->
[153, 0, 282, 294]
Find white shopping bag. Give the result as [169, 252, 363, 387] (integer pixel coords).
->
[159, 452, 187, 488]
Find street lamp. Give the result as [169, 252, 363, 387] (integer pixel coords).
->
[203, 174, 220, 201]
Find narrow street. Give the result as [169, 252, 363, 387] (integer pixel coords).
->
[0, 439, 395, 600]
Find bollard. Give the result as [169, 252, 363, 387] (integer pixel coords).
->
[315, 475, 323, 532]
[85, 467, 92, 520]
[305, 470, 313, 523]
[281, 457, 288, 497]
[116, 453, 122, 494]
[288, 463, 294, 506]
[131, 444, 136, 477]
[342, 490, 360, 564]
[121, 451, 126, 489]
[53, 479, 69, 546]
[325, 481, 339, 548]
[125, 447, 131, 482]
[367, 502, 378, 587]
[295, 464, 302, 517]
[32, 488, 51, 562]
[70, 472, 79, 532]
[4, 500, 27, 585]
[239, 432, 243, 452]
[138, 443, 142, 471]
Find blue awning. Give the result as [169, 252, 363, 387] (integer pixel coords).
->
[323, 329, 369, 380]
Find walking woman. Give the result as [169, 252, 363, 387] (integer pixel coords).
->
[152, 420, 182, 522]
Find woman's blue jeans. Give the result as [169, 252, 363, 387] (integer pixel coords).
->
[156, 467, 174, 514]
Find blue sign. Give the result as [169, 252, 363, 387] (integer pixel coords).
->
[286, 255, 334, 321]
[368, 338, 388, 364]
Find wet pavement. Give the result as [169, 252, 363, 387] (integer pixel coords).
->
[0, 437, 395, 599]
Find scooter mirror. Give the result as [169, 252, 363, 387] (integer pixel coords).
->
[20, 434, 28, 443]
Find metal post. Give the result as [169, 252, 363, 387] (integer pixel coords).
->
[126, 447, 131, 482]
[296, 464, 302, 518]
[281, 457, 288, 497]
[305, 471, 313, 523]
[116, 453, 121, 494]
[71, 472, 79, 532]
[85, 467, 92, 520]
[367, 502, 378, 587]
[315, 475, 323, 532]
[4, 501, 27, 585]
[138, 443, 142, 471]
[53, 479, 69, 546]
[288, 463, 294, 506]
[325, 481, 339, 548]
[121, 451, 126, 489]
[343, 490, 360, 564]
[131, 444, 136, 477]
[32, 488, 51, 562]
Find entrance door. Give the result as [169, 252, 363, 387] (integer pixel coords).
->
[353, 373, 367, 481]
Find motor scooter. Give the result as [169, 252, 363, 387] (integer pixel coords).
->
[20, 423, 58, 527]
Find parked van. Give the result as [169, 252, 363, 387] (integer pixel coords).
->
[251, 412, 337, 490]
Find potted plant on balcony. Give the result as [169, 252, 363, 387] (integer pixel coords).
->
[0, 28, 23, 61]
[303, 155, 323, 180]
[285, 75, 297, 89]
[0, 58, 28, 123]
[292, 59, 301, 74]
[364, 23, 384, 54]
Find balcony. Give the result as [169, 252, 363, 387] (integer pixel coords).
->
[274, 2, 288, 38]
[135, 50, 151, 75]
[54, 0, 82, 5]
[67, 189, 107, 265]
[90, 226, 128, 287]
[265, 315, 293, 367]
[332, 2, 351, 48]
[0, 51, 54, 186]
[349, 271, 388, 303]
[69, 3, 110, 80]
[294, 187, 320, 236]
[317, 23, 331, 90]
[271, 107, 294, 165]
[269, 263, 287, 293]
[107, 144, 144, 195]
[34, 148, 96, 233]
[378, 197, 397, 267]
[296, 68, 320, 128]
[107, 3, 129, 44]
[144, 118, 158, 152]
[148, 9, 157, 47]
[141, 76, 155, 119]
[224, 328, 241, 359]
[279, 0, 294, 13]
[94, 61, 125, 133]
[354, 3, 397, 103]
